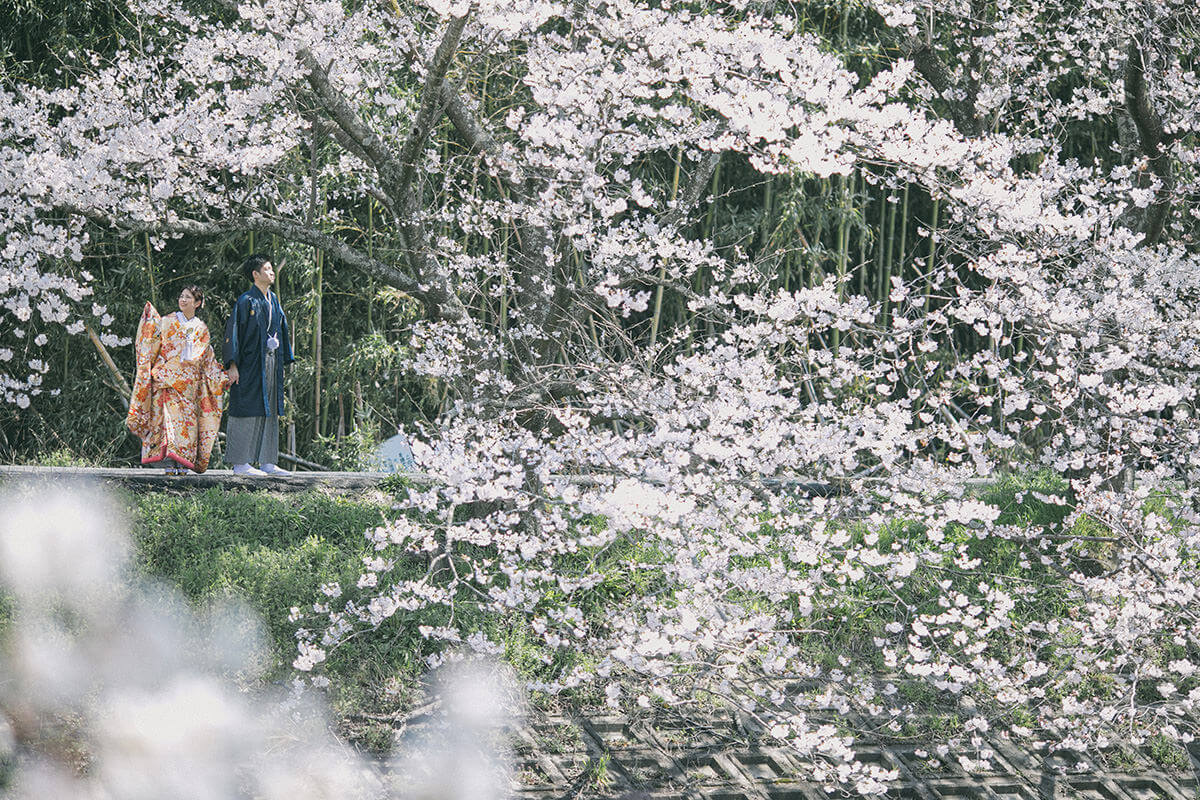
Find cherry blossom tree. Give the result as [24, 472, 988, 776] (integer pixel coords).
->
[4, 0, 1200, 792]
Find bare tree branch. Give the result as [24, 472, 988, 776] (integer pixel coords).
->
[902, 36, 982, 138]
[62, 205, 466, 320]
[396, 13, 471, 195]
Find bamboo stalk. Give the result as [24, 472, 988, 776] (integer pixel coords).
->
[702, 159, 721, 344]
[694, 158, 722, 344]
[321, 375, 331, 441]
[833, 171, 853, 354]
[857, 173, 869, 298]
[308, 127, 323, 442]
[143, 232, 157, 306]
[925, 198, 939, 313]
[874, 182, 886, 302]
[367, 199, 374, 332]
[576, 252, 602, 353]
[879, 186, 898, 327]
[759, 174, 774, 253]
[810, 183, 828, 287]
[86, 323, 131, 408]
[649, 147, 683, 350]
[314, 248, 324, 439]
[499, 231, 509, 374]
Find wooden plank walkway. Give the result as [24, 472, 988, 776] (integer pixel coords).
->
[0, 465, 431, 493]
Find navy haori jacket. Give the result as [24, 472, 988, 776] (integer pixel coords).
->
[224, 286, 293, 417]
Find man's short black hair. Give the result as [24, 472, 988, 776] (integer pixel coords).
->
[241, 253, 271, 283]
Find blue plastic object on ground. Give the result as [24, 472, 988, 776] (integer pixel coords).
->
[372, 432, 415, 472]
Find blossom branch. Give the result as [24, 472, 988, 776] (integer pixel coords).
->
[299, 48, 405, 193]
[438, 83, 561, 352]
[297, 47, 468, 321]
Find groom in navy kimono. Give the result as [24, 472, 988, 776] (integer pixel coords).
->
[223, 254, 294, 476]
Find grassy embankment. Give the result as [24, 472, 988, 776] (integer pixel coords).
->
[1, 471, 1192, 768]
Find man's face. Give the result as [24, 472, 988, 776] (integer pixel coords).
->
[254, 261, 276, 285]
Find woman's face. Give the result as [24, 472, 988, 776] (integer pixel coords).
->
[178, 289, 200, 317]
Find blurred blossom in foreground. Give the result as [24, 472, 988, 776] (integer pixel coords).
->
[389, 662, 522, 800]
[0, 483, 513, 800]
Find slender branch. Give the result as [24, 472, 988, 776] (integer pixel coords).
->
[85, 323, 131, 409]
[64, 205, 465, 320]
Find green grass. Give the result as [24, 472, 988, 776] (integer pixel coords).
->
[122, 486, 433, 745]
[121, 487, 633, 741]
[127, 488, 390, 670]
[26, 447, 107, 467]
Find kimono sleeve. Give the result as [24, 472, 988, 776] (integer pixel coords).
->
[225, 294, 251, 369]
[279, 301, 295, 366]
[198, 322, 230, 395]
[125, 302, 162, 441]
[221, 310, 236, 368]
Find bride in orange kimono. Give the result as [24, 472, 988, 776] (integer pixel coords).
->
[125, 286, 230, 474]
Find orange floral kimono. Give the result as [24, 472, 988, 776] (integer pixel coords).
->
[125, 303, 230, 472]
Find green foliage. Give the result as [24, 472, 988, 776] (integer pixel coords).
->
[128, 488, 388, 669]
[979, 469, 1073, 527]
[0, 0, 129, 81]
[1147, 734, 1192, 771]
[121, 486, 621, 740]
[309, 424, 383, 472]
